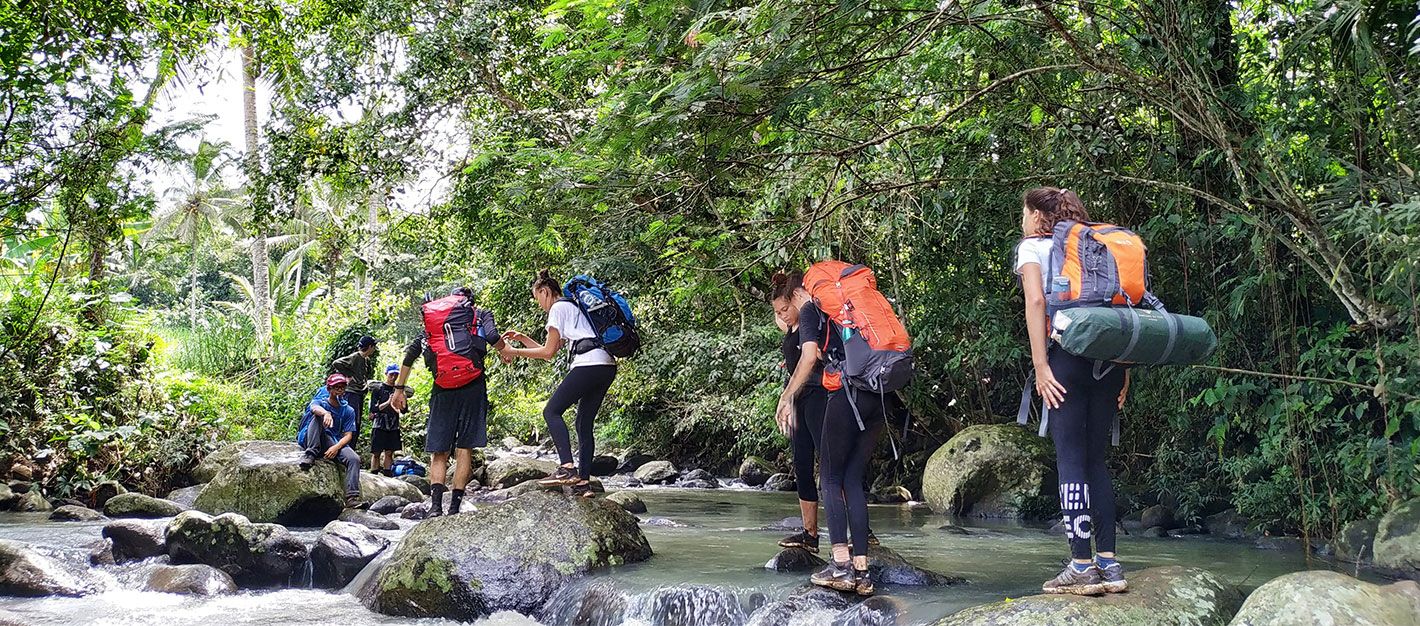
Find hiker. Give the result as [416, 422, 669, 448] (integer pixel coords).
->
[1015, 187, 1130, 595]
[389, 287, 508, 517]
[331, 334, 377, 445]
[368, 363, 405, 476]
[297, 373, 365, 509]
[769, 270, 828, 553]
[791, 261, 914, 598]
[500, 270, 618, 499]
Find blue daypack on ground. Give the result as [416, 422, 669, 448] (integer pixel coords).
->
[562, 275, 642, 359]
[389, 458, 426, 477]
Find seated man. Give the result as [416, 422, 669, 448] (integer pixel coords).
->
[297, 373, 365, 508]
[368, 363, 407, 476]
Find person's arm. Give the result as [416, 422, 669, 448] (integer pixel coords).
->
[1022, 266, 1066, 409]
[502, 326, 562, 361]
[774, 339, 820, 436]
[327, 407, 356, 458]
[390, 339, 421, 411]
[327, 431, 354, 458]
[1118, 369, 1130, 409]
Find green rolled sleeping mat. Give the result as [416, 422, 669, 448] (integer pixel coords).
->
[1050, 306, 1217, 365]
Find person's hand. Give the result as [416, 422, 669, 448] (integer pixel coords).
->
[324, 446, 339, 459]
[775, 396, 795, 437]
[323, 414, 334, 429]
[1034, 363, 1067, 410]
[391, 388, 407, 412]
[502, 330, 529, 344]
[500, 351, 514, 364]
[1118, 370, 1131, 410]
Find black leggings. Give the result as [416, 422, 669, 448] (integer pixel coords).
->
[1047, 349, 1126, 560]
[820, 389, 885, 558]
[792, 386, 828, 503]
[544, 364, 617, 480]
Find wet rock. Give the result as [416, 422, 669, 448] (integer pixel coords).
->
[678, 479, 721, 490]
[5, 482, 29, 494]
[542, 582, 628, 626]
[166, 510, 309, 588]
[7, 464, 33, 482]
[921, 424, 1054, 518]
[832, 596, 902, 626]
[85, 539, 114, 566]
[588, 455, 620, 476]
[1333, 518, 1379, 563]
[191, 440, 344, 525]
[641, 517, 693, 528]
[103, 493, 186, 519]
[868, 546, 964, 586]
[765, 473, 797, 492]
[643, 586, 746, 626]
[635, 461, 680, 485]
[739, 457, 774, 487]
[370, 495, 412, 515]
[680, 469, 719, 486]
[1167, 526, 1205, 537]
[311, 520, 391, 589]
[765, 547, 826, 572]
[1374, 496, 1420, 579]
[1228, 570, 1420, 625]
[88, 481, 126, 509]
[485, 456, 559, 489]
[399, 501, 431, 520]
[871, 485, 912, 504]
[1204, 508, 1254, 539]
[1254, 536, 1309, 553]
[1045, 519, 1067, 536]
[398, 474, 431, 495]
[0, 484, 14, 510]
[363, 491, 652, 620]
[144, 564, 237, 596]
[359, 471, 424, 502]
[191, 439, 257, 483]
[1142, 526, 1169, 537]
[618, 450, 654, 474]
[482, 477, 604, 501]
[748, 589, 852, 626]
[102, 519, 168, 562]
[937, 525, 970, 535]
[48, 505, 103, 522]
[1140, 504, 1176, 530]
[500, 436, 522, 450]
[0, 540, 89, 597]
[606, 491, 647, 514]
[164, 485, 203, 508]
[934, 566, 1240, 626]
[338, 508, 399, 530]
[12, 492, 51, 513]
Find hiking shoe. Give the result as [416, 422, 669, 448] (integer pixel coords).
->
[866, 528, 880, 547]
[427, 503, 443, 518]
[539, 466, 578, 486]
[810, 560, 857, 592]
[1042, 563, 1104, 595]
[853, 568, 875, 596]
[570, 482, 595, 498]
[778, 529, 820, 552]
[298, 453, 316, 471]
[1097, 560, 1128, 593]
[344, 496, 369, 510]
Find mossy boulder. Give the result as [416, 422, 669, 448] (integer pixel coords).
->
[922, 424, 1055, 518]
[0, 484, 14, 510]
[934, 566, 1241, 626]
[165, 510, 309, 588]
[48, 505, 103, 522]
[12, 492, 51, 513]
[144, 564, 237, 596]
[605, 491, 646, 514]
[359, 472, 423, 502]
[1374, 497, 1420, 579]
[399, 474, 431, 495]
[191, 439, 261, 483]
[739, 456, 774, 487]
[363, 490, 653, 620]
[1228, 570, 1420, 626]
[191, 441, 344, 525]
[103, 493, 187, 519]
[0, 540, 91, 597]
[485, 456, 559, 489]
[1333, 519, 1379, 563]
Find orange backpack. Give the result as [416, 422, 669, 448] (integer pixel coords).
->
[803, 261, 913, 394]
[1044, 221, 1163, 314]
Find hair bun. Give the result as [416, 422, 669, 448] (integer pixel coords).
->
[770, 271, 788, 289]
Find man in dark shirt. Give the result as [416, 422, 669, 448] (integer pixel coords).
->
[389, 288, 509, 517]
[368, 364, 405, 476]
[332, 334, 378, 447]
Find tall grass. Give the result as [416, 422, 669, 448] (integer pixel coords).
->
[154, 321, 255, 377]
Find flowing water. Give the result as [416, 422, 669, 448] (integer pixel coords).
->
[0, 488, 1375, 625]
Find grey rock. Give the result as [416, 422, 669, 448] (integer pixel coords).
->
[370, 495, 412, 515]
[935, 566, 1241, 626]
[400, 501, 431, 520]
[1374, 497, 1420, 579]
[166, 510, 309, 588]
[606, 491, 647, 514]
[1334, 518, 1379, 563]
[645, 586, 745, 626]
[1142, 525, 1169, 537]
[311, 520, 391, 589]
[103, 519, 168, 562]
[868, 545, 965, 586]
[144, 564, 237, 596]
[0, 484, 14, 510]
[1140, 504, 1176, 531]
[88, 481, 126, 509]
[48, 505, 103, 522]
[872, 485, 912, 504]
[765, 473, 797, 492]
[617, 451, 654, 474]
[1204, 508, 1255, 539]
[485, 456, 559, 489]
[191, 441, 342, 525]
[398, 474, 431, 495]
[634, 461, 679, 485]
[338, 508, 399, 530]
[85, 539, 114, 566]
[765, 547, 826, 572]
[12, 492, 51, 513]
[922, 424, 1054, 518]
[588, 455, 620, 476]
[1228, 570, 1420, 625]
[739, 457, 774, 487]
[0, 540, 89, 597]
[164, 485, 204, 508]
[937, 525, 970, 535]
[103, 493, 186, 519]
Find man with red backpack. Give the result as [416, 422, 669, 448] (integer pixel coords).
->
[388, 287, 509, 517]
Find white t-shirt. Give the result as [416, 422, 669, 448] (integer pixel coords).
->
[547, 300, 616, 368]
[1013, 236, 1053, 298]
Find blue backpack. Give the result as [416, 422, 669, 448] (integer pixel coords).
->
[562, 275, 642, 359]
[389, 458, 426, 477]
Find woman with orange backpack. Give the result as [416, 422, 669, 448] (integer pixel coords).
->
[770, 270, 829, 554]
[1014, 187, 1130, 595]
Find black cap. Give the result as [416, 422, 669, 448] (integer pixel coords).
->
[358, 335, 376, 349]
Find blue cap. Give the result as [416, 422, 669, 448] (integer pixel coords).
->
[385, 364, 400, 375]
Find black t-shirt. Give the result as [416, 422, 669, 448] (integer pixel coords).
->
[788, 301, 828, 387]
[368, 383, 403, 431]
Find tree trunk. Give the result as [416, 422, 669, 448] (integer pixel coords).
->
[362, 184, 383, 322]
[189, 229, 199, 330]
[241, 40, 272, 349]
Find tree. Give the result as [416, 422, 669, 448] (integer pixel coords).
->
[239, 37, 273, 351]
[146, 139, 241, 328]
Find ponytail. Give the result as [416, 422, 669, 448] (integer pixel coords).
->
[531, 269, 560, 295]
[1023, 187, 1090, 234]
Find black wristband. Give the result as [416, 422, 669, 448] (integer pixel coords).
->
[391, 385, 407, 390]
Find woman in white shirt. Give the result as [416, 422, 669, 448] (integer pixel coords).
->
[1014, 187, 1130, 595]
[500, 270, 618, 498]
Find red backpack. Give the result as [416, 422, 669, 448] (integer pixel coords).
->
[420, 294, 488, 389]
[803, 261, 914, 394]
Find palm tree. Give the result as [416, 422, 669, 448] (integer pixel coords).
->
[145, 139, 240, 328]
[240, 38, 273, 352]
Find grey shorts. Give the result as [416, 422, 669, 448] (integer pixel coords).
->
[425, 376, 488, 453]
